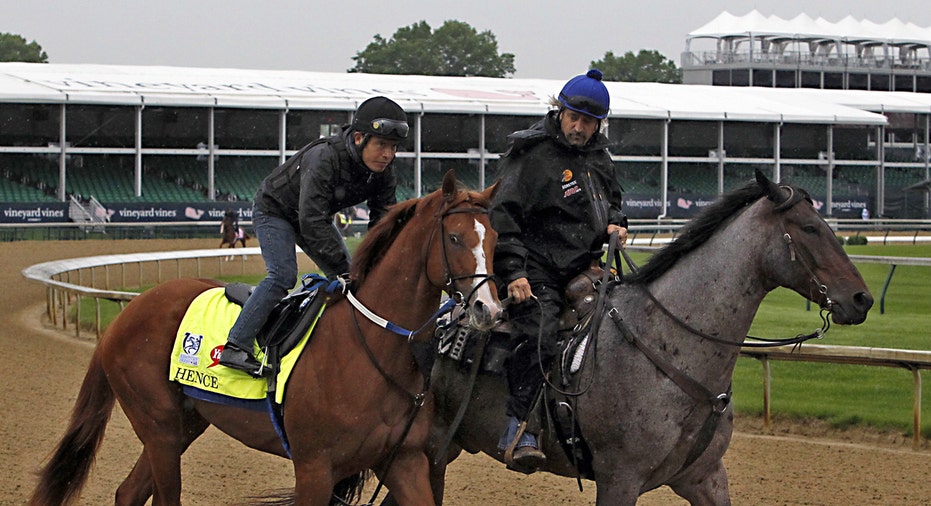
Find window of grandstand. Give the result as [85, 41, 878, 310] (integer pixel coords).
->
[607, 119, 663, 156]
[142, 107, 208, 149]
[833, 126, 875, 161]
[421, 113, 479, 153]
[0, 104, 60, 147]
[66, 105, 135, 148]
[871, 74, 891, 91]
[724, 122, 773, 158]
[215, 108, 279, 150]
[285, 110, 348, 149]
[781, 124, 827, 160]
[483, 115, 536, 154]
[668, 121, 717, 157]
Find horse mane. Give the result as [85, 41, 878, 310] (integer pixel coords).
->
[350, 183, 491, 286]
[624, 179, 768, 285]
[350, 198, 420, 285]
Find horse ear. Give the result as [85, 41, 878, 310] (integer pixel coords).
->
[442, 169, 457, 202]
[755, 168, 785, 203]
[482, 178, 501, 203]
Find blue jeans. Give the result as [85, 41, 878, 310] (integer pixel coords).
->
[226, 208, 301, 350]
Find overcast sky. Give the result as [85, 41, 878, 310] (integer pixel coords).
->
[4, 0, 931, 80]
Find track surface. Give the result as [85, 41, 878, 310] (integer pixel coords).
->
[3, 239, 929, 505]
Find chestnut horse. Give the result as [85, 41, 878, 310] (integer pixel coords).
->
[29, 170, 501, 506]
[398, 170, 873, 505]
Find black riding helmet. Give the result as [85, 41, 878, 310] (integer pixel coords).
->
[351, 96, 409, 141]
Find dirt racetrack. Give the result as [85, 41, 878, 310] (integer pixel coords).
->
[2, 238, 930, 505]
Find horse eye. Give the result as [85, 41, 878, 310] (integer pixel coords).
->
[801, 224, 818, 234]
[448, 233, 460, 245]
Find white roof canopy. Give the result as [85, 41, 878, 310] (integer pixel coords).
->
[689, 10, 931, 46]
[0, 62, 891, 125]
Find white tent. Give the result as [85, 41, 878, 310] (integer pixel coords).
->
[0, 62, 888, 125]
[689, 10, 931, 46]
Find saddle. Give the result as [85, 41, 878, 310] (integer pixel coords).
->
[224, 274, 340, 381]
[435, 265, 615, 479]
[437, 265, 609, 377]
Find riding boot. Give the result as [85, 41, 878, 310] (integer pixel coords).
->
[498, 416, 546, 474]
[219, 343, 273, 378]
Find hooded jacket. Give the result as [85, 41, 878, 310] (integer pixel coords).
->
[490, 110, 626, 285]
[254, 125, 397, 276]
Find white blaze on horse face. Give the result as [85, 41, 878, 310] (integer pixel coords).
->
[469, 219, 499, 315]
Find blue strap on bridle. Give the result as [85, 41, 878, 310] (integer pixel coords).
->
[345, 290, 457, 339]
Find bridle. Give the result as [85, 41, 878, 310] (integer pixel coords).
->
[340, 194, 497, 505]
[629, 185, 833, 349]
[597, 187, 834, 482]
[431, 202, 498, 310]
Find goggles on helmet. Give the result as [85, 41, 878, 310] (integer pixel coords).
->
[367, 118, 409, 139]
[558, 93, 609, 119]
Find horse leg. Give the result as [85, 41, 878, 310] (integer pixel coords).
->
[668, 459, 731, 506]
[110, 380, 188, 505]
[377, 450, 435, 506]
[292, 460, 337, 505]
[115, 410, 210, 506]
[593, 474, 642, 506]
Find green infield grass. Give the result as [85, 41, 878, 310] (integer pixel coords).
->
[71, 241, 931, 436]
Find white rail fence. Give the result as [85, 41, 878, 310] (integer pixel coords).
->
[21, 247, 931, 448]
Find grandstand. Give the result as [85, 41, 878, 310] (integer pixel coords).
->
[0, 62, 928, 222]
[683, 10, 931, 93]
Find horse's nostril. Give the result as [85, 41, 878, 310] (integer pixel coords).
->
[855, 291, 874, 310]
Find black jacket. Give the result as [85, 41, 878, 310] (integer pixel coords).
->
[254, 126, 397, 276]
[490, 111, 626, 285]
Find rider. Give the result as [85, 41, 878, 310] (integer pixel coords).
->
[490, 69, 628, 473]
[219, 96, 409, 376]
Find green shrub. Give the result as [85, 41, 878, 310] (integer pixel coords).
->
[845, 235, 869, 245]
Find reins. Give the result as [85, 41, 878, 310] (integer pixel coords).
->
[624, 189, 834, 350]
[341, 195, 494, 506]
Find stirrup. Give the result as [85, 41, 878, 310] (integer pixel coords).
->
[503, 419, 545, 474]
[220, 344, 273, 378]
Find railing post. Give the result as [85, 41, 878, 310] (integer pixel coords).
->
[912, 366, 922, 450]
[74, 293, 81, 338]
[762, 355, 772, 429]
[95, 298, 102, 340]
[880, 264, 897, 314]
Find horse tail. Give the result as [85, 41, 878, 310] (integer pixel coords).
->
[28, 352, 115, 506]
[331, 472, 368, 505]
[238, 473, 366, 506]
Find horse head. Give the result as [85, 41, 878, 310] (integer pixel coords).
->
[430, 170, 502, 331]
[756, 169, 873, 324]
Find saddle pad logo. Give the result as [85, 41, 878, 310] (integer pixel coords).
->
[180, 332, 203, 366]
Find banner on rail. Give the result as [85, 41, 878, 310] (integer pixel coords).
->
[622, 193, 870, 219]
[1, 195, 871, 223]
[101, 203, 254, 223]
[0, 202, 254, 224]
[0, 203, 69, 223]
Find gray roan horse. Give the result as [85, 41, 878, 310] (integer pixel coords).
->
[393, 170, 873, 505]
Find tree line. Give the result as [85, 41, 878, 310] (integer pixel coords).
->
[0, 20, 681, 83]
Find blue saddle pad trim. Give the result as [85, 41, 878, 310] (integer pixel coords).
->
[181, 385, 267, 412]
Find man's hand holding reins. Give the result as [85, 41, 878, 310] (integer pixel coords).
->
[608, 224, 629, 249]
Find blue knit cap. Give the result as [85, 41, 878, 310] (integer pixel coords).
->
[558, 69, 610, 119]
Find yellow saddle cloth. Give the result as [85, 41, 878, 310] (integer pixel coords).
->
[168, 287, 324, 405]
